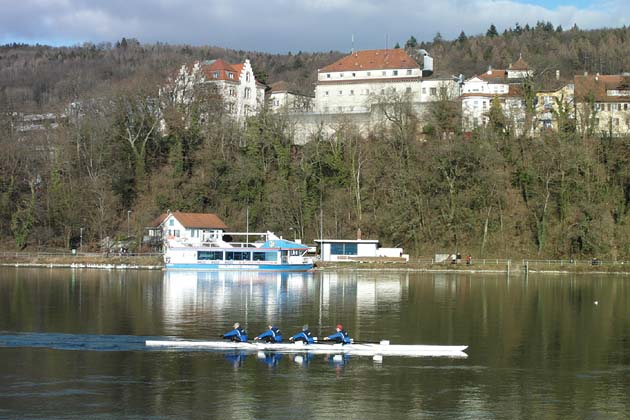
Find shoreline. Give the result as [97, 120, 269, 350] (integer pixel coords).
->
[2, 259, 629, 275]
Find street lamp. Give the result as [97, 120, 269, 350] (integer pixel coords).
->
[127, 210, 131, 238]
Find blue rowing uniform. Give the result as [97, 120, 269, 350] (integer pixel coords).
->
[326, 330, 351, 344]
[256, 326, 283, 343]
[290, 329, 315, 344]
[223, 326, 248, 342]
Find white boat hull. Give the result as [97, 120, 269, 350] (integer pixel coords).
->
[145, 340, 468, 358]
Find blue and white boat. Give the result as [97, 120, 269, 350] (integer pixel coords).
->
[164, 231, 314, 271]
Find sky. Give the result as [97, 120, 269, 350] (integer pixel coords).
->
[0, 0, 627, 53]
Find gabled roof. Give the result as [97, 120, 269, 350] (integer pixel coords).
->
[510, 56, 529, 71]
[319, 49, 419, 73]
[152, 211, 228, 229]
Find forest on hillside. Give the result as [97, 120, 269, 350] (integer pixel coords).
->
[1, 24, 630, 258]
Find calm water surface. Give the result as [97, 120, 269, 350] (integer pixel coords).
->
[1, 268, 629, 419]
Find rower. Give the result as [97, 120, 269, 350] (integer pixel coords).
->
[222, 322, 248, 342]
[288, 324, 315, 344]
[323, 324, 351, 344]
[254, 325, 283, 343]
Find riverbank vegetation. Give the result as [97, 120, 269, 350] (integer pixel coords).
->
[2, 26, 630, 259]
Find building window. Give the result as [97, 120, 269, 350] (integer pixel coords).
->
[406, 69, 412, 75]
[614, 118, 620, 126]
[246, 73, 250, 82]
[474, 100, 479, 108]
[227, 72, 234, 79]
[338, 90, 343, 95]
[482, 101, 487, 109]
[406, 87, 412, 93]
[393, 70, 398, 76]
[330, 243, 358, 255]
[327, 73, 331, 78]
[213, 71, 219, 78]
[229, 87, 235, 97]
[367, 72, 371, 77]
[352, 73, 356, 77]
[607, 104, 611, 111]
[430, 87, 437, 96]
[380, 89, 385, 94]
[422, 87, 426, 94]
[244, 88, 251, 99]
[325, 91, 329, 96]
[382, 71, 386, 76]
[350, 90, 354, 95]
[340, 73, 344, 78]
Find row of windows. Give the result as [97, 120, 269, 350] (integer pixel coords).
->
[211, 71, 251, 82]
[323, 87, 413, 97]
[326, 69, 414, 79]
[197, 250, 278, 262]
[594, 103, 630, 111]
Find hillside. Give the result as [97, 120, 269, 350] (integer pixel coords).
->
[2, 25, 630, 259]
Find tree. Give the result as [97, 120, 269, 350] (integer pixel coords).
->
[457, 31, 468, 44]
[394, 42, 401, 49]
[405, 36, 418, 49]
[486, 24, 499, 38]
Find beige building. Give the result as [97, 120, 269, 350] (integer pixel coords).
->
[535, 83, 575, 132]
[574, 74, 630, 136]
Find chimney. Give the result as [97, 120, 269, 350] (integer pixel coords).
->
[357, 228, 362, 240]
[556, 70, 560, 80]
[487, 65, 492, 74]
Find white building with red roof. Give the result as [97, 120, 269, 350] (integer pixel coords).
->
[460, 56, 533, 132]
[313, 49, 456, 114]
[165, 58, 266, 119]
[146, 211, 228, 247]
[574, 73, 630, 136]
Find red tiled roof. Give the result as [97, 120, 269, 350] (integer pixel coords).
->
[574, 74, 630, 103]
[201, 59, 241, 82]
[479, 70, 507, 81]
[319, 49, 419, 73]
[153, 212, 228, 229]
[270, 81, 290, 93]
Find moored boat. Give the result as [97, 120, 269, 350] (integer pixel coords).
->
[145, 339, 468, 358]
[164, 231, 314, 271]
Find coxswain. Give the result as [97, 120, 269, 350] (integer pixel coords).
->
[254, 325, 283, 343]
[288, 324, 315, 344]
[222, 322, 248, 342]
[323, 324, 351, 344]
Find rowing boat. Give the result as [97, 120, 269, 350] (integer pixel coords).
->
[145, 339, 468, 358]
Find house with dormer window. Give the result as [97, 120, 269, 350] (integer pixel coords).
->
[146, 211, 228, 247]
[163, 58, 266, 119]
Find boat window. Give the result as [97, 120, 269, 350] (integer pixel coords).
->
[330, 243, 358, 255]
[198, 251, 223, 260]
[252, 251, 278, 262]
[225, 251, 251, 261]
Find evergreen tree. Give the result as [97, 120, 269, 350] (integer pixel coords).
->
[457, 31, 468, 43]
[405, 36, 418, 49]
[486, 24, 499, 38]
[394, 42, 401, 49]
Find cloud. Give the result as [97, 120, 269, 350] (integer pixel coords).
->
[0, 0, 626, 52]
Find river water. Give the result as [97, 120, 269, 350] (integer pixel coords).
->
[0, 268, 629, 419]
